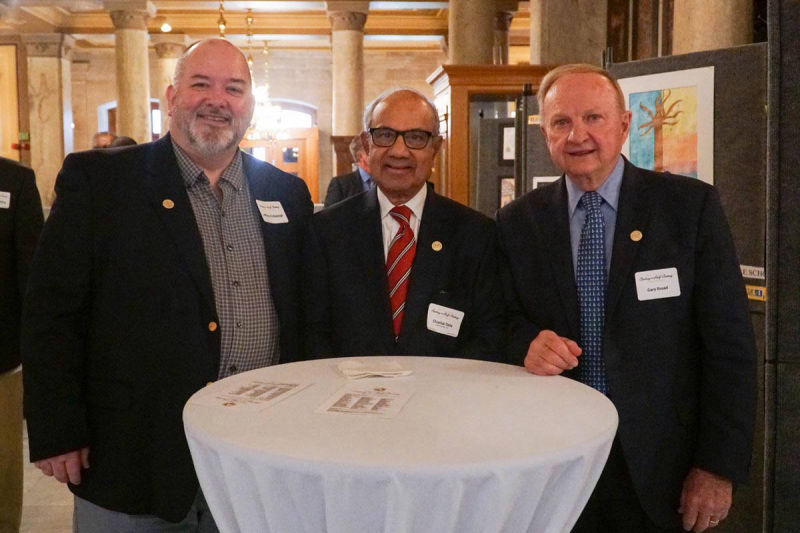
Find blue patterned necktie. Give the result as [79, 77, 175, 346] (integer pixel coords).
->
[576, 191, 608, 394]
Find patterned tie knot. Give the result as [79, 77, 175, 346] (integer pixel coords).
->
[390, 205, 413, 227]
[580, 191, 603, 213]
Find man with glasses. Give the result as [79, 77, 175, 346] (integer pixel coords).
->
[301, 88, 504, 360]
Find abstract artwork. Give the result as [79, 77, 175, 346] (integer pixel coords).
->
[618, 67, 714, 184]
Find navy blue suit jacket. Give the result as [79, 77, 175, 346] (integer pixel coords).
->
[22, 135, 312, 521]
[496, 159, 756, 527]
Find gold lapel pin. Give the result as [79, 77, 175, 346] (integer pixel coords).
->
[162, 199, 175, 209]
[432, 241, 443, 252]
[630, 230, 643, 242]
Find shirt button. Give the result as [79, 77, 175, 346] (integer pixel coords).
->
[232, 280, 240, 287]
[236, 321, 242, 328]
[229, 364, 238, 373]
[208, 321, 218, 332]
[226, 244, 234, 251]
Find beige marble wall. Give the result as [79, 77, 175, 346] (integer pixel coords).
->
[673, 0, 752, 53]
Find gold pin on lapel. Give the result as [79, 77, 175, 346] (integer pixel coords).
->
[630, 230, 643, 242]
[162, 199, 175, 209]
[431, 241, 443, 252]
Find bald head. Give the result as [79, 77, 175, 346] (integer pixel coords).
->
[173, 39, 252, 88]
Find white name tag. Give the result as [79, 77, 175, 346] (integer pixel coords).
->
[426, 303, 465, 337]
[0, 191, 10, 209]
[635, 267, 681, 301]
[255, 200, 289, 224]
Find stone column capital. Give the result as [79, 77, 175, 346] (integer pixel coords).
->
[327, 11, 367, 31]
[104, 0, 155, 30]
[22, 33, 75, 59]
[154, 42, 186, 59]
[495, 11, 514, 32]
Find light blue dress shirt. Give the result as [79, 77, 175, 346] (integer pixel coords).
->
[357, 167, 373, 192]
[565, 155, 625, 275]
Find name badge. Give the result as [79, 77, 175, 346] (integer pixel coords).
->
[635, 267, 681, 301]
[0, 191, 10, 209]
[426, 303, 465, 337]
[256, 200, 289, 224]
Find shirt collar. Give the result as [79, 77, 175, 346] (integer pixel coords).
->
[357, 167, 371, 184]
[377, 182, 427, 222]
[566, 155, 624, 218]
[172, 140, 245, 191]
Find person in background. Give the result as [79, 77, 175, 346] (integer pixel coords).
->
[91, 131, 115, 148]
[323, 134, 373, 207]
[496, 63, 756, 532]
[0, 157, 43, 533]
[109, 136, 137, 147]
[303, 88, 504, 360]
[22, 38, 312, 532]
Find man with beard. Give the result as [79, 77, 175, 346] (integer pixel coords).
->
[22, 38, 312, 531]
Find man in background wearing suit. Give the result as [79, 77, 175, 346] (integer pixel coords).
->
[497, 64, 755, 532]
[304, 88, 504, 360]
[0, 157, 43, 533]
[324, 135, 372, 207]
[22, 38, 312, 531]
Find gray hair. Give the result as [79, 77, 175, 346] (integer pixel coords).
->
[362, 87, 440, 137]
[172, 38, 252, 87]
[537, 63, 626, 116]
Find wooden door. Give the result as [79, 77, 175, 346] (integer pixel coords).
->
[241, 127, 319, 203]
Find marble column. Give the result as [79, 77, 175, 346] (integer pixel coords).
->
[529, 0, 607, 65]
[494, 11, 514, 65]
[448, 0, 494, 64]
[22, 33, 74, 207]
[104, 0, 154, 144]
[327, 3, 367, 137]
[152, 35, 188, 137]
[673, 0, 752, 53]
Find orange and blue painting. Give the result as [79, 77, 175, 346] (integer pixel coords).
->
[629, 86, 698, 178]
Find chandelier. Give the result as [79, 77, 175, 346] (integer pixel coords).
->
[246, 12, 284, 143]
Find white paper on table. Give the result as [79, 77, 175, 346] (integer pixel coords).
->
[191, 381, 311, 411]
[316, 382, 413, 418]
[337, 360, 413, 379]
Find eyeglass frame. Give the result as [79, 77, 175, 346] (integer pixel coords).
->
[367, 127, 437, 150]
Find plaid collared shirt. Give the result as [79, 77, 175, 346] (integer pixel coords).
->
[172, 142, 280, 378]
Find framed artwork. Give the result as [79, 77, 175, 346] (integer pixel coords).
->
[618, 66, 714, 184]
[499, 177, 515, 207]
[500, 126, 515, 166]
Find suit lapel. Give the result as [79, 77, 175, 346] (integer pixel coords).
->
[403, 192, 449, 335]
[606, 161, 652, 320]
[355, 190, 396, 344]
[141, 134, 215, 311]
[535, 178, 580, 338]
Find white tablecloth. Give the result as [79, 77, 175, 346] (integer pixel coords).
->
[184, 356, 618, 533]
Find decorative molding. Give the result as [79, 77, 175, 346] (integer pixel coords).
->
[495, 11, 514, 32]
[22, 34, 75, 59]
[109, 10, 150, 31]
[154, 41, 186, 59]
[328, 11, 367, 32]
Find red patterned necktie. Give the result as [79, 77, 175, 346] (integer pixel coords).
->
[386, 205, 416, 339]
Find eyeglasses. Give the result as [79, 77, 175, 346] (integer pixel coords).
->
[368, 127, 434, 150]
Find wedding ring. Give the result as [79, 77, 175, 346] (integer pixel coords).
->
[709, 518, 720, 526]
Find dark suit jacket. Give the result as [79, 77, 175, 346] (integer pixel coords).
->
[0, 158, 43, 373]
[21, 135, 312, 521]
[324, 170, 364, 207]
[496, 159, 756, 528]
[303, 187, 504, 360]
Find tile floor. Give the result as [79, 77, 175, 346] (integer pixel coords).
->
[20, 426, 73, 532]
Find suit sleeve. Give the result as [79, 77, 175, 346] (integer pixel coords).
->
[459, 225, 506, 361]
[323, 178, 344, 207]
[22, 155, 93, 461]
[300, 218, 334, 359]
[14, 167, 44, 297]
[496, 209, 542, 366]
[692, 187, 757, 483]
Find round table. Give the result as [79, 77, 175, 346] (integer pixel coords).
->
[184, 356, 618, 533]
